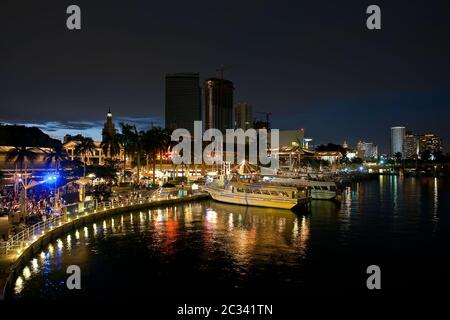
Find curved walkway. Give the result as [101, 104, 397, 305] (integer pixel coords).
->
[0, 191, 209, 300]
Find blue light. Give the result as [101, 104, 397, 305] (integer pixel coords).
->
[44, 174, 58, 183]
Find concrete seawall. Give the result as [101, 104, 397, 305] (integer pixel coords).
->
[0, 193, 210, 300]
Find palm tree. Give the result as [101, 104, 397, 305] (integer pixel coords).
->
[6, 145, 38, 173]
[142, 128, 160, 185]
[119, 122, 138, 183]
[158, 128, 172, 171]
[43, 144, 67, 209]
[6, 145, 38, 217]
[101, 129, 121, 159]
[43, 144, 67, 172]
[74, 137, 96, 177]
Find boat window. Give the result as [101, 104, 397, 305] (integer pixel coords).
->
[279, 191, 289, 197]
[321, 186, 329, 190]
[314, 186, 321, 190]
[261, 190, 271, 195]
[330, 186, 337, 191]
[253, 189, 261, 194]
[245, 189, 253, 193]
[237, 188, 244, 193]
[270, 191, 279, 196]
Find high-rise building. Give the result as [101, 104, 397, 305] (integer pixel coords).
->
[234, 103, 253, 130]
[391, 126, 406, 157]
[403, 131, 419, 159]
[204, 78, 234, 132]
[419, 133, 443, 155]
[165, 73, 201, 134]
[356, 141, 378, 159]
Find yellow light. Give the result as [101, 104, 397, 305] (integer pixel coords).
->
[23, 266, 31, 280]
[57, 239, 63, 249]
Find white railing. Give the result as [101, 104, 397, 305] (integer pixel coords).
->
[0, 199, 97, 255]
[0, 189, 205, 255]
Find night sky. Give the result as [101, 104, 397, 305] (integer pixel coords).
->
[1, 0, 450, 153]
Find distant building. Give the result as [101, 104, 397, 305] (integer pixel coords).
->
[234, 103, 253, 130]
[403, 131, 419, 159]
[419, 133, 443, 155]
[303, 138, 313, 150]
[314, 151, 343, 164]
[204, 78, 234, 132]
[165, 73, 201, 133]
[356, 141, 378, 159]
[391, 126, 406, 157]
[64, 140, 107, 166]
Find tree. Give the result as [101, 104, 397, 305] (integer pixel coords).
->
[6, 145, 38, 172]
[394, 152, 402, 164]
[101, 129, 121, 159]
[142, 128, 161, 185]
[119, 122, 137, 183]
[350, 157, 363, 164]
[420, 150, 431, 162]
[156, 128, 172, 171]
[74, 137, 96, 177]
[6, 145, 38, 218]
[43, 144, 67, 172]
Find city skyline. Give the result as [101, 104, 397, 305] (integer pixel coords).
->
[1, 0, 450, 153]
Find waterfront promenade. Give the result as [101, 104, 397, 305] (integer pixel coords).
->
[0, 190, 209, 300]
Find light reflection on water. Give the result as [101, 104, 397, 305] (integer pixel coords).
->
[11, 177, 450, 299]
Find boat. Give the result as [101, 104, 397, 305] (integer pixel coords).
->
[259, 176, 340, 200]
[203, 176, 311, 210]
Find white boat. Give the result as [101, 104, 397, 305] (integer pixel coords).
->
[308, 180, 339, 200]
[259, 176, 339, 200]
[203, 180, 311, 210]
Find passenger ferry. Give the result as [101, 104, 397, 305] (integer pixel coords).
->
[259, 176, 339, 200]
[203, 177, 311, 210]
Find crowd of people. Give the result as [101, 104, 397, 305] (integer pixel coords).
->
[0, 180, 160, 241]
[0, 187, 62, 240]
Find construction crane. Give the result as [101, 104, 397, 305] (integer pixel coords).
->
[255, 111, 272, 129]
[215, 65, 234, 79]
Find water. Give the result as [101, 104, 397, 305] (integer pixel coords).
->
[11, 176, 450, 299]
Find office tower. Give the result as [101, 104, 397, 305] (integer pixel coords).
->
[165, 73, 201, 134]
[204, 78, 234, 132]
[234, 103, 253, 130]
[391, 126, 406, 157]
[419, 133, 443, 155]
[356, 141, 378, 159]
[403, 131, 419, 159]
